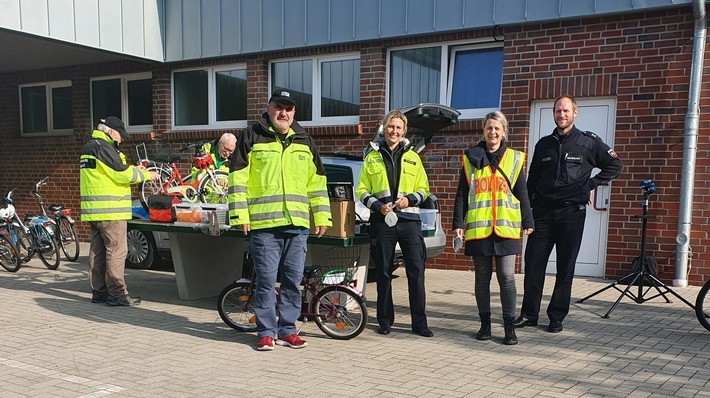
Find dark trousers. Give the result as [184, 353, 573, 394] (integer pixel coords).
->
[370, 220, 428, 331]
[521, 204, 586, 323]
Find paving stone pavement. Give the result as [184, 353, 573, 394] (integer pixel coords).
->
[1, 243, 709, 397]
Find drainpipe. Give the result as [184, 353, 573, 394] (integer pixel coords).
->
[674, 0, 706, 287]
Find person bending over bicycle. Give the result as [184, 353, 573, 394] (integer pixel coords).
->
[190, 133, 236, 183]
[228, 90, 332, 351]
[80, 116, 159, 307]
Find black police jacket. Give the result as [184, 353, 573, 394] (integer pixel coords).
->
[527, 126, 623, 206]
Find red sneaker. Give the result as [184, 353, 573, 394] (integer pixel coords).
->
[276, 334, 308, 349]
[257, 336, 274, 351]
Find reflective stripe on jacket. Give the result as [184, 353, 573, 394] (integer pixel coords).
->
[356, 140, 429, 216]
[463, 148, 525, 240]
[80, 130, 150, 221]
[227, 115, 331, 230]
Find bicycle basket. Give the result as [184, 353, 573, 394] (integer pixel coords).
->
[192, 153, 214, 170]
[314, 247, 361, 286]
[151, 141, 175, 163]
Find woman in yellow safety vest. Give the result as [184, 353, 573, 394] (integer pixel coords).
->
[452, 111, 534, 345]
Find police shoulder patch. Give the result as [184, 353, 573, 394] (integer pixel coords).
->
[607, 149, 617, 158]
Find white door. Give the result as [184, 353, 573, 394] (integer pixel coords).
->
[523, 98, 617, 277]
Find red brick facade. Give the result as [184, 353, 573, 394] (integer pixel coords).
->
[1, 7, 708, 284]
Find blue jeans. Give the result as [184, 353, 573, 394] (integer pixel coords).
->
[249, 230, 307, 338]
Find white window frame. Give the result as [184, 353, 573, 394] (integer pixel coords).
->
[269, 53, 360, 127]
[18, 80, 73, 137]
[171, 64, 248, 131]
[90, 73, 153, 133]
[386, 39, 503, 120]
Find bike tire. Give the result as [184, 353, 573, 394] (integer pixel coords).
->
[198, 170, 229, 205]
[139, 166, 175, 212]
[36, 228, 60, 270]
[11, 223, 33, 263]
[0, 233, 21, 272]
[312, 285, 367, 340]
[217, 281, 258, 332]
[57, 216, 80, 262]
[695, 279, 710, 332]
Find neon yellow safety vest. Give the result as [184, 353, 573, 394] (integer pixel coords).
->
[356, 145, 429, 212]
[80, 130, 151, 221]
[228, 126, 331, 230]
[463, 148, 525, 240]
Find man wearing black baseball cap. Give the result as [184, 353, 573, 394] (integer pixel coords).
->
[100, 116, 130, 143]
[228, 89, 332, 351]
[80, 116, 158, 307]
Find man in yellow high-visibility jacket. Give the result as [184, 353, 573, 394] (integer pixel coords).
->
[228, 90, 331, 351]
[80, 116, 158, 307]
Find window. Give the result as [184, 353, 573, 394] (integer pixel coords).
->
[91, 74, 152, 131]
[388, 42, 503, 119]
[19, 81, 73, 136]
[271, 55, 360, 125]
[173, 65, 247, 129]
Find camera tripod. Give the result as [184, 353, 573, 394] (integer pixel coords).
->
[577, 181, 695, 318]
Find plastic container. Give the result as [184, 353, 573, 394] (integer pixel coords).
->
[420, 209, 437, 231]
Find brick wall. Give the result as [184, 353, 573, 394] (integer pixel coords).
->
[1, 7, 707, 284]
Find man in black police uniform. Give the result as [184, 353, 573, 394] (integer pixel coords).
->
[514, 94, 623, 333]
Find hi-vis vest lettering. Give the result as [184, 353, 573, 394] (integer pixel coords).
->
[474, 175, 510, 196]
[463, 149, 525, 240]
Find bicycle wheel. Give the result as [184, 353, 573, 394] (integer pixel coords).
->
[11, 223, 33, 263]
[198, 170, 229, 205]
[139, 166, 175, 212]
[217, 281, 258, 332]
[57, 216, 80, 262]
[36, 227, 60, 270]
[0, 233, 21, 272]
[312, 285, 367, 340]
[695, 279, 710, 332]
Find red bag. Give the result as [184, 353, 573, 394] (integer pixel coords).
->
[147, 195, 180, 223]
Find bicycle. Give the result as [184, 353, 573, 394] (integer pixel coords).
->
[0, 185, 59, 270]
[29, 177, 80, 262]
[695, 279, 710, 332]
[217, 247, 368, 340]
[135, 140, 229, 212]
[0, 193, 21, 272]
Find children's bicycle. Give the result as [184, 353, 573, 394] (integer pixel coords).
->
[217, 248, 368, 340]
[135, 140, 228, 211]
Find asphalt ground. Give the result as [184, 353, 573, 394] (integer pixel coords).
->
[1, 243, 709, 397]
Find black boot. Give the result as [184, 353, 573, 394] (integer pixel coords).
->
[476, 313, 491, 340]
[503, 317, 518, 345]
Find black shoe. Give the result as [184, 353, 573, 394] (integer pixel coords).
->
[476, 313, 491, 341]
[414, 327, 434, 338]
[106, 295, 141, 307]
[91, 293, 108, 303]
[503, 317, 518, 345]
[378, 326, 391, 335]
[548, 321, 563, 333]
[513, 315, 538, 328]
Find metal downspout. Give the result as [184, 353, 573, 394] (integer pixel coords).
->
[674, 0, 706, 287]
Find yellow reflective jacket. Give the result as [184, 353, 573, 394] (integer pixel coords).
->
[227, 114, 331, 230]
[356, 138, 429, 220]
[463, 148, 525, 239]
[80, 130, 150, 221]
